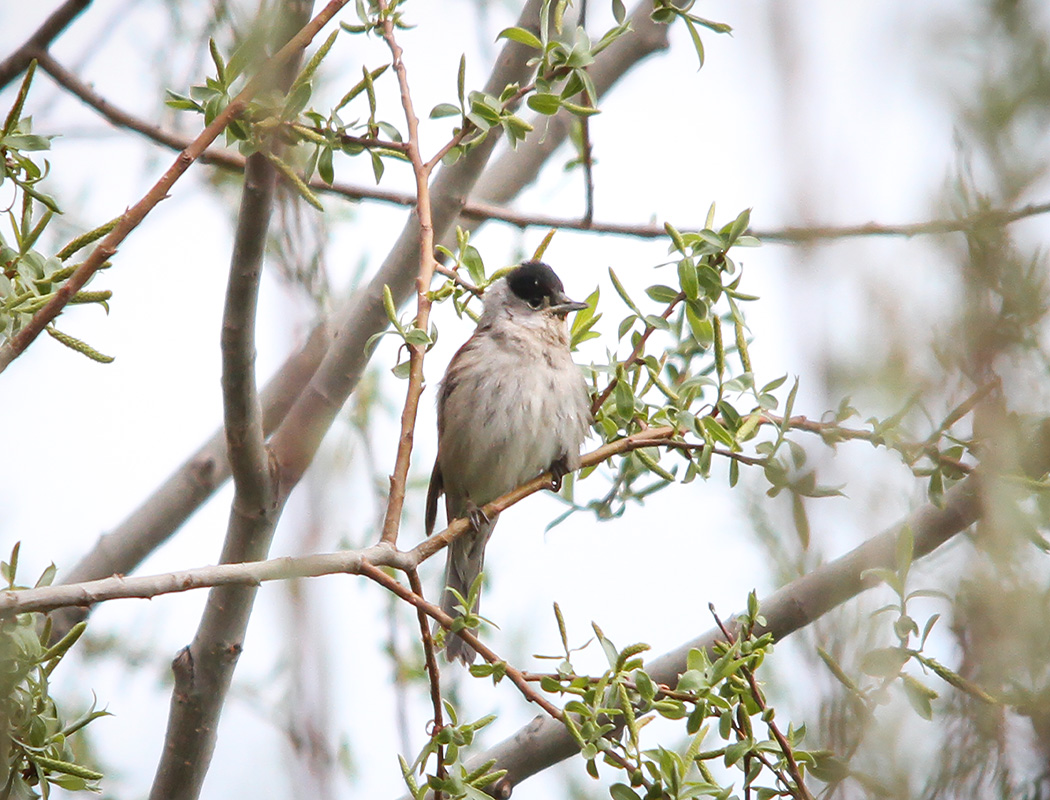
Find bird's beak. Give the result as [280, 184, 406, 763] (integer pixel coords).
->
[550, 296, 589, 316]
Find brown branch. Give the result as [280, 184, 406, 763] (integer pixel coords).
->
[377, 0, 439, 546]
[0, 0, 91, 89]
[766, 414, 975, 474]
[407, 568, 446, 797]
[0, 0, 353, 374]
[358, 562, 563, 721]
[1, 427, 677, 618]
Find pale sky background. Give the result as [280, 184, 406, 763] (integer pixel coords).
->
[2, 1, 1045, 798]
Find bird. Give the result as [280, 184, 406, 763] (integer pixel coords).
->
[425, 261, 593, 664]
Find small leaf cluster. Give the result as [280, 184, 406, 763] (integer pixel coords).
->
[366, 285, 438, 379]
[398, 703, 506, 800]
[0, 545, 108, 798]
[536, 599, 822, 800]
[0, 64, 114, 361]
[561, 208, 791, 522]
[498, 0, 631, 123]
[167, 26, 407, 203]
[649, 0, 733, 70]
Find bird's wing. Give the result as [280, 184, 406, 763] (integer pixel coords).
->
[425, 458, 444, 536]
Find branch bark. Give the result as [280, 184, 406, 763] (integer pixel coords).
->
[147, 3, 315, 797]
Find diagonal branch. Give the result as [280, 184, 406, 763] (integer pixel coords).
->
[1, 426, 676, 617]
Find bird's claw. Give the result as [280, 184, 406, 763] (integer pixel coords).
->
[466, 502, 491, 531]
[549, 456, 570, 493]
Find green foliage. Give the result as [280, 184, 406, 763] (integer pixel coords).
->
[528, 598, 823, 799]
[0, 545, 107, 798]
[0, 64, 114, 361]
[399, 704, 506, 800]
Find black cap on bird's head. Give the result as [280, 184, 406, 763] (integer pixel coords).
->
[506, 261, 588, 316]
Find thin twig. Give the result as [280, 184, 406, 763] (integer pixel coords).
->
[358, 562, 564, 719]
[764, 414, 975, 474]
[30, 50, 1050, 251]
[406, 569, 446, 798]
[376, 0, 440, 546]
[578, 112, 595, 226]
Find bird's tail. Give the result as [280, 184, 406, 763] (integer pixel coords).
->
[439, 518, 495, 665]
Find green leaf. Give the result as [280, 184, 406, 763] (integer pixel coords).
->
[559, 99, 600, 116]
[430, 103, 461, 119]
[677, 258, 699, 300]
[497, 26, 543, 48]
[209, 38, 227, 85]
[610, 784, 641, 800]
[859, 646, 910, 679]
[609, 267, 642, 315]
[527, 93, 562, 115]
[901, 674, 938, 720]
[164, 90, 204, 112]
[681, 16, 706, 70]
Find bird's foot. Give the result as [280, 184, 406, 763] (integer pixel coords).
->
[549, 455, 571, 493]
[465, 501, 491, 532]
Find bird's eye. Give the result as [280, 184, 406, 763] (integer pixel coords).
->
[527, 296, 543, 309]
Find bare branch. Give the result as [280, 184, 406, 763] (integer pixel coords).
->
[222, 152, 278, 509]
[3, 427, 676, 618]
[406, 569, 446, 795]
[148, 3, 320, 797]
[376, 0, 439, 546]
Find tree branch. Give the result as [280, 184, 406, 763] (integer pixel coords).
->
[0, 0, 92, 89]
[376, 0, 439, 546]
[148, 3, 317, 797]
[2, 426, 676, 617]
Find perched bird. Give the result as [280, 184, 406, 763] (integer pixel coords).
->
[426, 261, 592, 664]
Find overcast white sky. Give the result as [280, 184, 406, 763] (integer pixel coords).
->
[2, 1, 1043, 798]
